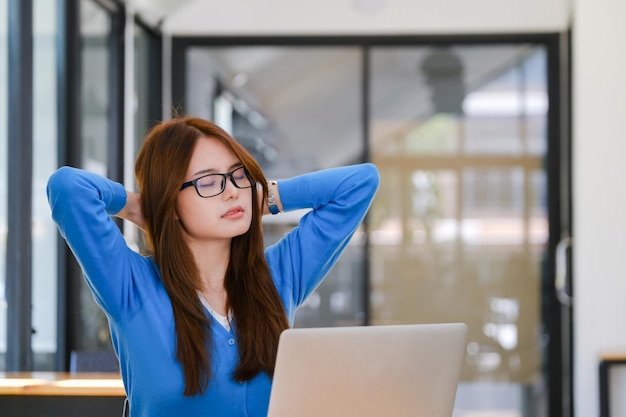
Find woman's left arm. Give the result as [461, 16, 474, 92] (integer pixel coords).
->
[265, 163, 380, 312]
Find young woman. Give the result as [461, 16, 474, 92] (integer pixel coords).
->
[47, 117, 379, 417]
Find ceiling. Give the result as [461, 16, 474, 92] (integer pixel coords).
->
[125, 0, 196, 26]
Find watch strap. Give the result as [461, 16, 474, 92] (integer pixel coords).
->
[267, 180, 280, 215]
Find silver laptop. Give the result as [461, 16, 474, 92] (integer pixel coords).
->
[267, 322, 467, 417]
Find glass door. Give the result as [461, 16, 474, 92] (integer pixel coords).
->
[368, 44, 552, 417]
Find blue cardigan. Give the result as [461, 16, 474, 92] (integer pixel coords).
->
[47, 163, 379, 417]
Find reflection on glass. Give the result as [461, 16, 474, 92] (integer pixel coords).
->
[134, 25, 150, 147]
[31, 0, 58, 371]
[134, 23, 160, 150]
[131, 23, 160, 251]
[0, 0, 7, 371]
[369, 45, 548, 417]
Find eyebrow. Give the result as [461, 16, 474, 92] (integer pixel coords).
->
[191, 162, 243, 177]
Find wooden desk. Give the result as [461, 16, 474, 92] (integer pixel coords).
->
[599, 352, 626, 417]
[0, 372, 126, 417]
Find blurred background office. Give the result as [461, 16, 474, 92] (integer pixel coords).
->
[1, 0, 625, 416]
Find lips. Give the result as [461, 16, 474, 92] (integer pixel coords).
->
[222, 206, 244, 218]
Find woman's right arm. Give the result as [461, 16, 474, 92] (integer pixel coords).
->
[47, 166, 139, 318]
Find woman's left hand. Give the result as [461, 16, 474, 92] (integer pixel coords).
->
[117, 190, 145, 231]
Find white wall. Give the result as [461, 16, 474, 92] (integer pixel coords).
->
[162, 0, 626, 415]
[572, 0, 626, 415]
[161, 0, 571, 35]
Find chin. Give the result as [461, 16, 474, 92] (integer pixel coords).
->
[231, 220, 253, 237]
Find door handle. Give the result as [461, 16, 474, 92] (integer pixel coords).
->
[555, 235, 573, 306]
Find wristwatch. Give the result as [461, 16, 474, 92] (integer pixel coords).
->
[267, 181, 280, 215]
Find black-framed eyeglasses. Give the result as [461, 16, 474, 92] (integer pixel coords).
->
[180, 166, 253, 198]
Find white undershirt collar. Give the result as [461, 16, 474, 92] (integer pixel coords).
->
[198, 292, 232, 331]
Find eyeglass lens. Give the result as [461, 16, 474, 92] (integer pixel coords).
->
[195, 166, 251, 197]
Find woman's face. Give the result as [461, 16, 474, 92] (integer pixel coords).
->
[176, 135, 254, 243]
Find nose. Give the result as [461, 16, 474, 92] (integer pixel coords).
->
[221, 176, 239, 199]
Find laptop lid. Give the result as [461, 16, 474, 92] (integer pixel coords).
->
[267, 322, 467, 417]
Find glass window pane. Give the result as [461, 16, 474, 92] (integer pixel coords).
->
[131, 24, 159, 250]
[463, 49, 548, 156]
[185, 46, 366, 326]
[81, 0, 110, 175]
[134, 25, 152, 149]
[369, 45, 548, 417]
[0, 0, 7, 371]
[32, 0, 58, 371]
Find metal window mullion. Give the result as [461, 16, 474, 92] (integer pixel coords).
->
[56, 0, 82, 371]
[145, 24, 162, 129]
[6, 0, 33, 371]
[545, 33, 570, 417]
[107, 8, 125, 185]
[361, 46, 371, 326]
[106, 6, 125, 240]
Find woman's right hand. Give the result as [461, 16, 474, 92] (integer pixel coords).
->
[116, 190, 145, 231]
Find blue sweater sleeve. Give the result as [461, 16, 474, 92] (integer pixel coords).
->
[265, 163, 380, 319]
[46, 166, 143, 321]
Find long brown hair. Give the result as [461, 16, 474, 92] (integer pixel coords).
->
[134, 117, 289, 396]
